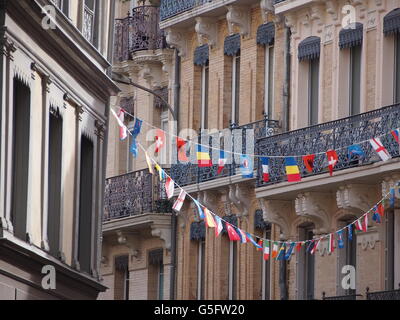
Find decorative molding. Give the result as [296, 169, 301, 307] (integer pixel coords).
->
[295, 192, 335, 235]
[0, 31, 16, 59]
[258, 199, 294, 240]
[260, 0, 274, 22]
[139, 62, 163, 88]
[357, 229, 380, 250]
[151, 223, 172, 250]
[285, 13, 297, 35]
[336, 184, 379, 215]
[195, 17, 218, 47]
[226, 5, 251, 37]
[310, 6, 324, 33]
[367, 10, 377, 30]
[228, 184, 252, 218]
[324, 24, 335, 43]
[165, 27, 188, 58]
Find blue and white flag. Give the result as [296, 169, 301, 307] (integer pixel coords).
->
[240, 155, 254, 178]
[284, 242, 296, 260]
[348, 224, 353, 241]
[129, 118, 143, 158]
[348, 144, 365, 159]
[337, 230, 344, 249]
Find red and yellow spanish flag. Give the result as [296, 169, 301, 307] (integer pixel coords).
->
[197, 145, 212, 167]
[285, 157, 302, 182]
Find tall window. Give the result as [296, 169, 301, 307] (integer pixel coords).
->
[395, 33, 400, 103]
[338, 217, 357, 296]
[158, 261, 164, 300]
[264, 45, 274, 119]
[83, 0, 100, 47]
[114, 255, 129, 300]
[11, 79, 31, 241]
[51, 0, 69, 16]
[228, 241, 237, 300]
[308, 58, 320, 125]
[148, 249, 164, 300]
[297, 224, 315, 300]
[386, 208, 400, 290]
[201, 64, 209, 131]
[262, 229, 271, 300]
[48, 109, 63, 257]
[350, 45, 362, 115]
[197, 239, 206, 300]
[78, 135, 94, 274]
[231, 53, 241, 126]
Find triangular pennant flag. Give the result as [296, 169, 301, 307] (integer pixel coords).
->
[204, 208, 217, 228]
[194, 200, 205, 220]
[276, 244, 286, 261]
[237, 228, 248, 244]
[172, 189, 186, 212]
[155, 164, 166, 181]
[214, 215, 223, 237]
[337, 230, 344, 249]
[226, 223, 241, 241]
[261, 157, 270, 182]
[145, 152, 154, 175]
[284, 243, 296, 260]
[303, 154, 315, 173]
[246, 233, 262, 249]
[355, 219, 363, 231]
[326, 150, 339, 176]
[165, 177, 174, 199]
[310, 239, 321, 255]
[263, 240, 270, 261]
[370, 137, 391, 161]
[218, 151, 227, 175]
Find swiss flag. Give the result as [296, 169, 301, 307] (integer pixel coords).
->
[226, 223, 240, 241]
[155, 129, 165, 153]
[326, 150, 338, 176]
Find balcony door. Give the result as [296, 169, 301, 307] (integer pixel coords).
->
[297, 223, 315, 300]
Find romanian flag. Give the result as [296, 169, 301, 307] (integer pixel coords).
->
[204, 208, 216, 228]
[197, 145, 212, 167]
[285, 157, 301, 182]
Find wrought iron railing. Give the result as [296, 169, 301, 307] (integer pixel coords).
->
[322, 292, 362, 300]
[366, 285, 400, 300]
[256, 103, 400, 187]
[83, 4, 94, 43]
[274, 0, 287, 4]
[114, 6, 167, 62]
[103, 169, 173, 222]
[170, 117, 280, 186]
[160, 0, 213, 21]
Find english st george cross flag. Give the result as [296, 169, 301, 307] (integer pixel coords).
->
[370, 137, 391, 161]
[172, 189, 186, 212]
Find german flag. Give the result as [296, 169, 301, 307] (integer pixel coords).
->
[197, 145, 212, 167]
[285, 157, 302, 182]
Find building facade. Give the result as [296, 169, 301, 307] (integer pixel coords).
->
[0, 0, 118, 299]
[103, 0, 400, 300]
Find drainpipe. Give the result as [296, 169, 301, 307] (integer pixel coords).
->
[282, 26, 291, 132]
[170, 49, 181, 300]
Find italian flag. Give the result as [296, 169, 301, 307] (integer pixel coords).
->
[263, 240, 270, 261]
[328, 234, 335, 254]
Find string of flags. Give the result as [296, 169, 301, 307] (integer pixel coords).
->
[111, 109, 400, 262]
[115, 107, 400, 183]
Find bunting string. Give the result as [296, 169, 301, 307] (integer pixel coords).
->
[111, 109, 399, 259]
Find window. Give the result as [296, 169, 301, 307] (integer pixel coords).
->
[78, 135, 94, 274]
[48, 109, 63, 257]
[197, 239, 206, 300]
[148, 249, 164, 300]
[395, 33, 400, 103]
[264, 45, 274, 119]
[83, 0, 100, 47]
[11, 79, 31, 241]
[114, 255, 129, 300]
[308, 58, 320, 125]
[386, 209, 400, 290]
[231, 53, 241, 126]
[262, 230, 271, 300]
[228, 241, 237, 300]
[350, 45, 362, 115]
[201, 65, 209, 131]
[338, 218, 357, 296]
[297, 224, 315, 300]
[158, 261, 164, 300]
[51, 0, 69, 15]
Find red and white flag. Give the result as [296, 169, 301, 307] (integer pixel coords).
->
[310, 239, 321, 255]
[326, 150, 339, 176]
[172, 189, 186, 212]
[214, 215, 223, 237]
[328, 234, 335, 254]
[370, 138, 391, 162]
[355, 219, 363, 231]
[155, 129, 165, 154]
[111, 108, 128, 140]
[165, 177, 174, 199]
[363, 214, 368, 232]
[226, 223, 240, 241]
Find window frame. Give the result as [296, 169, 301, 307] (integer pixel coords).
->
[231, 53, 241, 126]
[264, 45, 274, 119]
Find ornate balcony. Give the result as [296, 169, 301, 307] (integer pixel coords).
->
[114, 6, 167, 62]
[256, 104, 400, 188]
[366, 285, 400, 300]
[160, 0, 212, 21]
[170, 117, 280, 187]
[103, 169, 173, 222]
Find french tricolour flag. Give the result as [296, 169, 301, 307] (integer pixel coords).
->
[261, 157, 270, 182]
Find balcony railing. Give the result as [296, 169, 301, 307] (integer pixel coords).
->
[114, 6, 167, 62]
[160, 0, 212, 21]
[322, 292, 362, 300]
[103, 169, 173, 222]
[170, 117, 280, 187]
[256, 103, 400, 188]
[366, 285, 400, 300]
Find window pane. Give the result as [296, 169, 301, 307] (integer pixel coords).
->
[235, 55, 240, 125]
[309, 59, 319, 126]
[350, 45, 362, 115]
[396, 33, 400, 103]
[268, 47, 274, 119]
